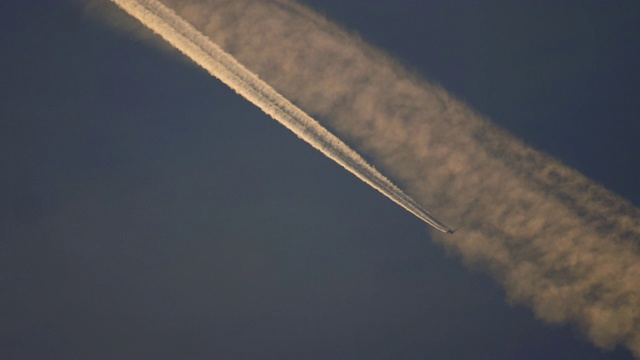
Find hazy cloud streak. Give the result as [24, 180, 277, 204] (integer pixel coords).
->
[135, 0, 639, 356]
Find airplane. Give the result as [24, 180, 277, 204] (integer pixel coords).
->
[447, 228, 459, 235]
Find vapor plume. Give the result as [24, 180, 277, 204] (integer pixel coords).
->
[110, 0, 454, 233]
[109, 0, 640, 357]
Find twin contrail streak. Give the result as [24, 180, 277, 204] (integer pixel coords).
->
[110, 0, 454, 233]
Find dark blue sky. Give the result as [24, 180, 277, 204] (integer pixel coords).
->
[1, 1, 638, 359]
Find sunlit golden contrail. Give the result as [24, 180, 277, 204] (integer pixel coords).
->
[110, 0, 455, 233]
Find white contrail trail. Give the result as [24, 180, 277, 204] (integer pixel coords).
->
[110, 0, 454, 233]
[118, 0, 638, 357]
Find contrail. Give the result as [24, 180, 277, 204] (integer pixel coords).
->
[108, 0, 640, 357]
[110, 0, 454, 233]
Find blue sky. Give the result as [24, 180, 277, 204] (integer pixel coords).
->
[1, 1, 638, 359]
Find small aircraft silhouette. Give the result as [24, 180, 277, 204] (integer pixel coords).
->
[447, 228, 459, 235]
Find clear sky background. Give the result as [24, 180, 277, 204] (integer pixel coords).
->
[1, 1, 639, 359]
